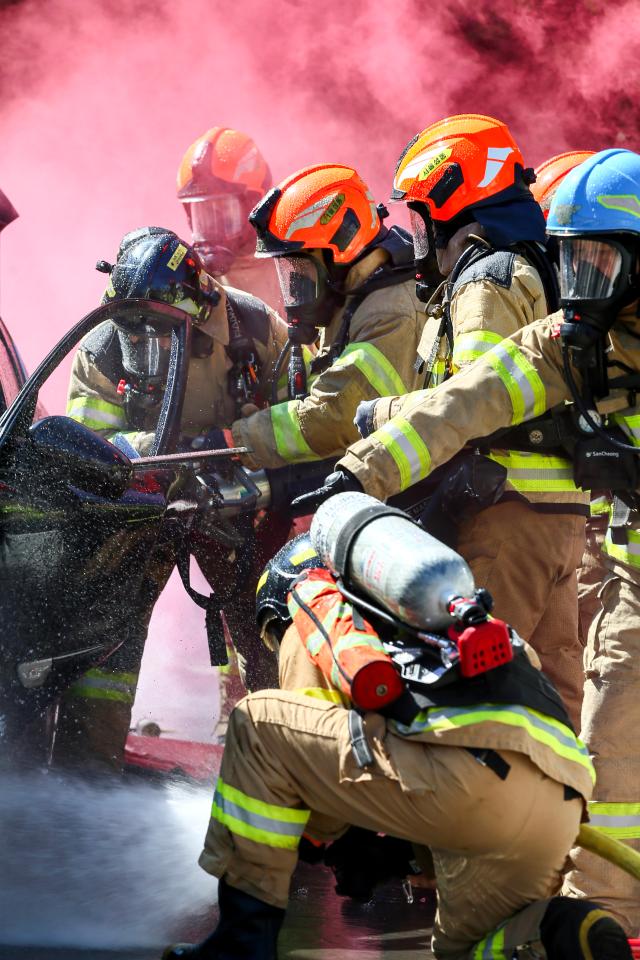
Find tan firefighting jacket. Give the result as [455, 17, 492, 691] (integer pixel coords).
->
[340, 303, 640, 579]
[422, 250, 587, 508]
[287, 569, 594, 800]
[224, 254, 284, 317]
[66, 278, 288, 455]
[231, 248, 427, 470]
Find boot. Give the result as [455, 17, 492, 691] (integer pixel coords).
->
[540, 897, 632, 959]
[162, 877, 285, 959]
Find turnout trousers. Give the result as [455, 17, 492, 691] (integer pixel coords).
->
[199, 690, 581, 959]
[564, 570, 640, 936]
[455, 500, 586, 731]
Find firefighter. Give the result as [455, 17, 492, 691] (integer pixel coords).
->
[323, 148, 640, 935]
[216, 163, 435, 471]
[531, 150, 607, 649]
[162, 501, 632, 960]
[351, 116, 587, 729]
[177, 126, 283, 312]
[57, 228, 289, 769]
[177, 127, 285, 727]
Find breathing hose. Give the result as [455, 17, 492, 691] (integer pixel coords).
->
[578, 824, 640, 881]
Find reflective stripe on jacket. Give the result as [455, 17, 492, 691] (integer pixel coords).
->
[231, 260, 427, 470]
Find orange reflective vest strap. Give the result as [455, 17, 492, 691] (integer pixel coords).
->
[287, 569, 395, 700]
[211, 776, 310, 851]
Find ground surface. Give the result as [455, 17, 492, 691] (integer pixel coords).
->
[0, 862, 436, 960]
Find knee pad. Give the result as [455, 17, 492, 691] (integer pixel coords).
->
[540, 897, 632, 959]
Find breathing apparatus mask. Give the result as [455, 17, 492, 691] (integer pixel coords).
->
[274, 251, 345, 344]
[183, 194, 253, 276]
[557, 233, 640, 465]
[407, 203, 444, 303]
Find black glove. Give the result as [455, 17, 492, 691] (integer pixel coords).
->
[353, 398, 379, 439]
[190, 428, 234, 452]
[323, 827, 419, 901]
[291, 469, 362, 512]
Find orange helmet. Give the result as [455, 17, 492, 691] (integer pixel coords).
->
[176, 127, 272, 274]
[250, 164, 383, 265]
[392, 114, 534, 223]
[531, 151, 595, 218]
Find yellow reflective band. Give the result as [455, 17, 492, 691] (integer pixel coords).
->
[256, 569, 269, 595]
[472, 921, 507, 959]
[612, 412, 640, 448]
[452, 330, 503, 370]
[271, 401, 320, 463]
[588, 801, 640, 840]
[295, 687, 349, 706]
[597, 194, 640, 219]
[487, 451, 579, 492]
[374, 418, 431, 491]
[290, 546, 317, 566]
[395, 703, 595, 782]
[483, 340, 547, 424]
[332, 342, 406, 397]
[67, 668, 138, 703]
[66, 396, 127, 431]
[212, 777, 309, 851]
[305, 603, 343, 657]
[603, 526, 640, 567]
[590, 495, 611, 517]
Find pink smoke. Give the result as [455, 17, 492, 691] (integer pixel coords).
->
[0, 0, 637, 739]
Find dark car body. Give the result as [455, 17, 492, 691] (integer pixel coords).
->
[0, 299, 226, 761]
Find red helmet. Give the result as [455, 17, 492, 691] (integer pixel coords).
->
[176, 127, 272, 274]
[531, 151, 595, 219]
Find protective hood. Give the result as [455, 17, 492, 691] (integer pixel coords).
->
[472, 194, 547, 247]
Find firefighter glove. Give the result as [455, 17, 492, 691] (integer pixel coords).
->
[324, 827, 419, 901]
[191, 428, 234, 452]
[354, 398, 379, 439]
[291, 469, 362, 512]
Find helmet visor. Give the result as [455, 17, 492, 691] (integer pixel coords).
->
[409, 208, 432, 259]
[559, 238, 623, 301]
[116, 324, 171, 381]
[274, 256, 321, 308]
[186, 195, 246, 246]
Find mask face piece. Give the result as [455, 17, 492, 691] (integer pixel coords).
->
[274, 255, 322, 309]
[117, 325, 171, 384]
[409, 208, 431, 259]
[186, 195, 246, 248]
[559, 238, 625, 301]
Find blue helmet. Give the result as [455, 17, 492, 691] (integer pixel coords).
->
[547, 149, 640, 310]
[548, 148, 640, 237]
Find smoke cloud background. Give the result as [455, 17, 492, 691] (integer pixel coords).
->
[0, 0, 637, 738]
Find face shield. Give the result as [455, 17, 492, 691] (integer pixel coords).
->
[558, 238, 626, 301]
[409, 208, 431, 259]
[116, 323, 171, 386]
[274, 255, 323, 309]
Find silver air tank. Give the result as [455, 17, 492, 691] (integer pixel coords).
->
[310, 492, 475, 631]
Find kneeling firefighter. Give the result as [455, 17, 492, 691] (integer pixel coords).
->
[57, 228, 290, 769]
[220, 163, 437, 471]
[163, 493, 634, 960]
[310, 115, 589, 731]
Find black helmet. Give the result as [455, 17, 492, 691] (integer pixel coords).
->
[256, 533, 323, 636]
[100, 229, 220, 326]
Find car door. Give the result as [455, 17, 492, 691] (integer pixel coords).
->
[0, 299, 199, 752]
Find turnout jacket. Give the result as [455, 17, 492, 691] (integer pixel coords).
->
[231, 245, 427, 470]
[287, 568, 595, 800]
[67, 278, 288, 455]
[340, 303, 640, 579]
[422, 248, 586, 508]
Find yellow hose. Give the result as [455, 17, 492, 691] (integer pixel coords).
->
[578, 824, 640, 881]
